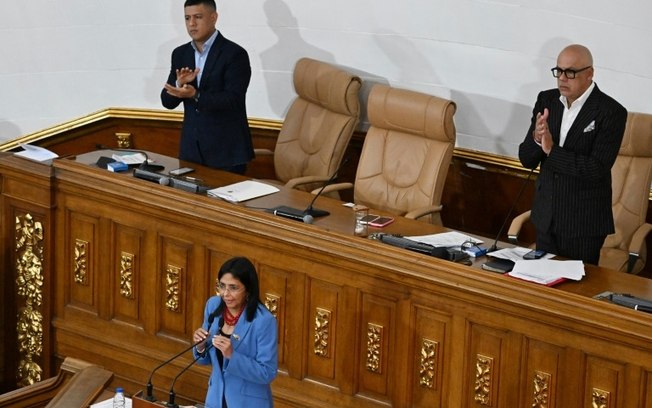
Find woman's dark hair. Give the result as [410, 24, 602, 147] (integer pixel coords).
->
[216, 256, 260, 322]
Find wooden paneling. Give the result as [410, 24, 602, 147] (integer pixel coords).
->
[3, 147, 652, 407]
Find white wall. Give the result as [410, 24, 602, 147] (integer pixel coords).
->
[1, 0, 651, 157]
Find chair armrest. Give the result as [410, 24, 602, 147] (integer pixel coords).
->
[310, 182, 353, 195]
[404, 205, 443, 220]
[253, 148, 273, 156]
[507, 210, 532, 244]
[285, 175, 331, 189]
[628, 223, 652, 255]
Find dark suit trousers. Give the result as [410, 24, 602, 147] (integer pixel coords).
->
[536, 229, 606, 265]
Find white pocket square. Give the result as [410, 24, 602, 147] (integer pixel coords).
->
[583, 120, 595, 132]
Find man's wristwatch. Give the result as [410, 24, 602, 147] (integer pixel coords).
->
[193, 90, 200, 103]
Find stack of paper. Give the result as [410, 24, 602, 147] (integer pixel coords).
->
[508, 259, 585, 286]
[14, 144, 58, 162]
[112, 152, 146, 165]
[207, 180, 279, 203]
[405, 231, 483, 247]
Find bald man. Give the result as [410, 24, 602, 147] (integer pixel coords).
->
[519, 44, 627, 265]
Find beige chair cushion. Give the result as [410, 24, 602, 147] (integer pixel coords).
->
[353, 84, 456, 222]
[601, 112, 652, 272]
[273, 58, 361, 190]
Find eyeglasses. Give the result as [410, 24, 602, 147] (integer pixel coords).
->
[215, 281, 244, 295]
[551, 66, 592, 79]
[461, 240, 482, 251]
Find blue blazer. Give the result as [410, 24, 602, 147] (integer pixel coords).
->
[194, 296, 278, 408]
[161, 32, 254, 169]
[519, 84, 627, 238]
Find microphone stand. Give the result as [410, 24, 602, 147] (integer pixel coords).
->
[304, 157, 350, 218]
[269, 157, 350, 219]
[488, 168, 535, 252]
[166, 350, 208, 408]
[145, 310, 218, 401]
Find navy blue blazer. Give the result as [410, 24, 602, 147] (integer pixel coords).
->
[519, 84, 627, 238]
[194, 296, 278, 408]
[161, 32, 254, 169]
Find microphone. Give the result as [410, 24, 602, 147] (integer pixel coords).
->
[269, 156, 350, 221]
[167, 316, 222, 408]
[95, 144, 165, 172]
[166, 350, 207, 408]
[144, 308, 219, 401]
[487, 168, 535, 252]
[305, 156, 350, 218]
[273, 209, 314, 224]
[132, 168, 209, 194]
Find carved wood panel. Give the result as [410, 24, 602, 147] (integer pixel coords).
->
[410, 306, 451, 408]
[157, 236, 192, 338]
[522, 339, 564, 408]
[112, 223, 145, 326]
[306, 278, 341, 387]
[257, 264, 290, 369]
[357, 292, 396, 404]
[67, 211, 99, 312]
[584, 356, 625, 408]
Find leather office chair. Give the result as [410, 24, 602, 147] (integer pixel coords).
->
[319, 84, 457, 225]
[257, 57, 361, 192]
[508, 111, 652, 273]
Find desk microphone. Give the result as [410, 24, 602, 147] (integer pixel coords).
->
[95, 144, 165, 172]
[273, 208, 314, 224]
[166, 346, 211, 408]
[487, 168, 535, 252]
[269, 156, 350, 222]
[144, 309, 218, 401]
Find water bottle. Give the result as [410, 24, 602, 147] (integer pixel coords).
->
[113, 387, 125, 408]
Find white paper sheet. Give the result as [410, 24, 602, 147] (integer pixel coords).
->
[405, 231, 483, 247]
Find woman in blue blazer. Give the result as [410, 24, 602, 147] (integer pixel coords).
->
[193, 257, 278, 408]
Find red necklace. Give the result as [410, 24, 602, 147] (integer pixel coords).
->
[223, 306, 244, 326]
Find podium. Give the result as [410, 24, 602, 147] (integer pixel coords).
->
[132, 390, 169, 408]
[132, 390, 204, 408]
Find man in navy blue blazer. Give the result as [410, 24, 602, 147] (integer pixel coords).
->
[519, 44, 627, 265]
[161, 0, 254, 174]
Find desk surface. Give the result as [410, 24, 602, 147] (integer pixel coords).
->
[72, 150, 652, 307]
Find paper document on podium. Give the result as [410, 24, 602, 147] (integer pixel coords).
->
[405, 231, 483, 247]
[112, 152, 147, 165]
[207, 180, 280, 202]
[508, 259, 585, 285]
[14, 144, 58, 162]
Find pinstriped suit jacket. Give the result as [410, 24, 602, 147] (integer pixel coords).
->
[518, 84, 627, 238]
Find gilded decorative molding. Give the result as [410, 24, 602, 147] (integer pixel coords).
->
[165, 265, 181, 312]
[314, 307, 331, 357]
[366, 323, 383, 374]
[115, 132, 132, 148]
[532, 371, 551, 408]
[419, 338, 438, 389]
[474, 354, 493, 406]
[119, 252, 135, 299]
[592, 388, 610, 408]
[73, 239, 89, 286]
[15, 214, 45, 386]
[264, 293, 279, 319]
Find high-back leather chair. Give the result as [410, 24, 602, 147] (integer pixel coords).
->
[508, 111, 652, 273]
[601, 112, 652, 273]
[321, 84, 457, 225]
[259, 58, 361, 192]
